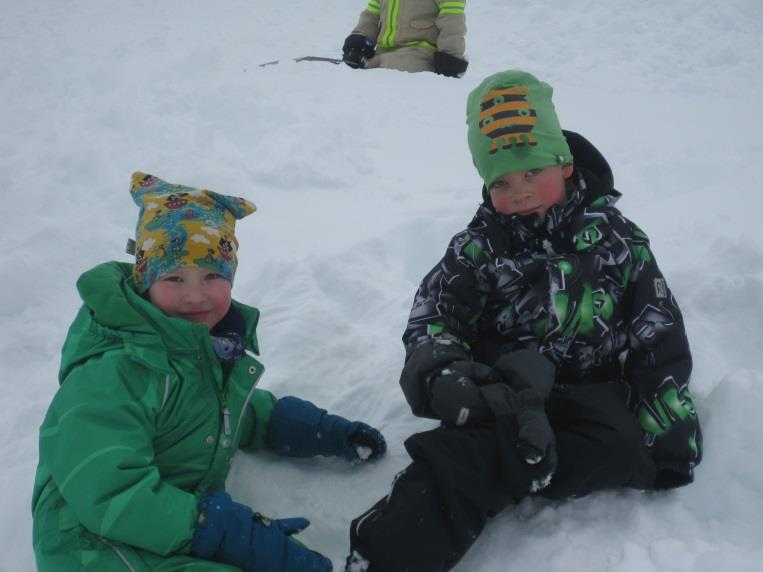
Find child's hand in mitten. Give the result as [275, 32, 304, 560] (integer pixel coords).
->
[192, 492, 333, 572]
[345, 421, 387, 463]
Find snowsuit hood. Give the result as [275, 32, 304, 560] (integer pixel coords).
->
[59, 261, 260, 383]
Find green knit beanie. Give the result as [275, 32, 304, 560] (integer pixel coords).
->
[466, 70, 573, 188]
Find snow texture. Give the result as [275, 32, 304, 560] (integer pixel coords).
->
[1, 0, 762, 570]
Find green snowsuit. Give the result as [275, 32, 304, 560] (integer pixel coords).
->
[32, 261, 277, 571]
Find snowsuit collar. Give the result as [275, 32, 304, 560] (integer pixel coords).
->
[479, 168, 621, 235]
[210, 304, 247, 363]
[480, 173, 586, 235]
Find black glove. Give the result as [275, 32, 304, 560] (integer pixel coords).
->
[342, 34, 375, 69]
[638, 382, 702, 489]
[433, 51, 468, 77]
[481, 351, 557, 492]
[400, 338, 472, 418]
[429, 360, 495, 425]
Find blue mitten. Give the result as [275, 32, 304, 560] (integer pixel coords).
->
[191, 491, 333, 572]
[345, 420, 387, 463]
[268, 396, 387, 463]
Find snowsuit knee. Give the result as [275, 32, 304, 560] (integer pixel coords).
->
[349, 381, 656, 572]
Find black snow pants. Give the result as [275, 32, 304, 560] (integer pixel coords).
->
[348, 381, 657, 572]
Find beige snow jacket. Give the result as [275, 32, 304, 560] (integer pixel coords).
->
[352, 0, 466, 58]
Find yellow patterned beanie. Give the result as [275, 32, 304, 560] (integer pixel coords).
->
[128, 172, 256, 293]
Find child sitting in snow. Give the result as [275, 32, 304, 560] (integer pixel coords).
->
[345, 70, 703, 572]
[32, 172, 386, 572]
[342, 0, 468, 77]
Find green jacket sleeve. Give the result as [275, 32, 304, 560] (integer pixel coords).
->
[39, 355, 198, 555]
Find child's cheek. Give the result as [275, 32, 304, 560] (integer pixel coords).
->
[536, 182, 565, 209]
[491, 194, 515, 215]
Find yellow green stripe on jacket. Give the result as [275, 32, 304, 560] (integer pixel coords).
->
[367, 0, 381, 16]
[439, 1, 465, 15]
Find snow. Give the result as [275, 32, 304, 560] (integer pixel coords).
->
[1, 0, 762, 570]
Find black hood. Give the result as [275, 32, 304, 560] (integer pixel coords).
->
[563, 130, 614, 190]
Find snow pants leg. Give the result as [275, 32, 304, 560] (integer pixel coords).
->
[541, 381, 656, 500]
[347, 382, 656, 572]
[348, 426, 514, 572]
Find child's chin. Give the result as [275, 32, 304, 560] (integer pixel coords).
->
[179, 314, 214, 328]
[499, 208, 541, 218]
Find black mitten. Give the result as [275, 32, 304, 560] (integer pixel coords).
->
[481, 351, 558, 492]
[429, 361, 495, 425]
[400, 338, 472, 418]
[342, 34, 375, 69]
[433, 51, 468, 77]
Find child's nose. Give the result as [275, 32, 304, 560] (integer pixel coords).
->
[181, 286, 206, 303]
[512, 187, 534, 203]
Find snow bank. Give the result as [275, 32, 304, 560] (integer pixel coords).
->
[1, 0, 761, 570]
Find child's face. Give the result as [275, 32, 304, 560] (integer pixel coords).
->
[148, 267, 232, 330]
[488, 164, 574, 219]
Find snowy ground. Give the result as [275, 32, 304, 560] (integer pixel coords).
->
[2, 0, 762, 570]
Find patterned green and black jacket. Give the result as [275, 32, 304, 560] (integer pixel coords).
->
[402, 132, 702, 487]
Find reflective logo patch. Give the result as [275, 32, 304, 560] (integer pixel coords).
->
[654, 278, 668, 298]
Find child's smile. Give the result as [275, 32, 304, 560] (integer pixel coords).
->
[148, 267, 232, 329]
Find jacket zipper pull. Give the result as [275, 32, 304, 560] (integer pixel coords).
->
[222, 406, 232, 436]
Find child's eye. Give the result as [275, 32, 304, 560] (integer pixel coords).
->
[490, 180, 508, 190]
[525, 169, 542, 178]
[205, 272, 223, 281]
[163, 275, 183, 283]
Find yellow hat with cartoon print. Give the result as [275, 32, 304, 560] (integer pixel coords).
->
[129, 172, 256, 293]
